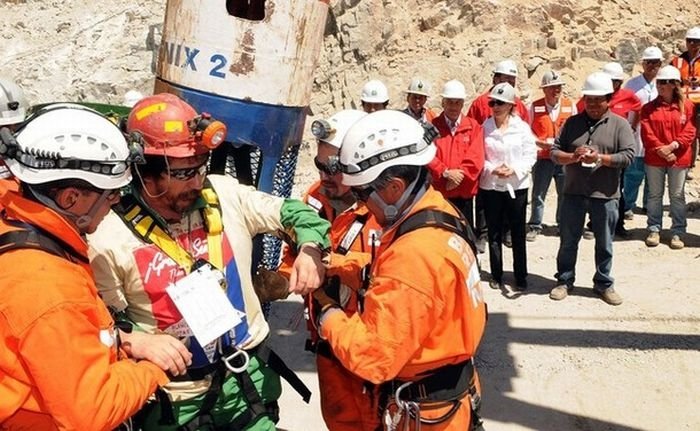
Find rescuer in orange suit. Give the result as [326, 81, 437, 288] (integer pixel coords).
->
[281, 109, 384, 431]
[313, 110, 487, 431]
[0, 104, 169, 430]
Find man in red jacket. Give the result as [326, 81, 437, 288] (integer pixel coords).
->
[428, 80, 485, 230]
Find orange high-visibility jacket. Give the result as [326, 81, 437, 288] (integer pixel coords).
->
[0, 185, 168, 430]
[671, 52, 700, 104]
[530, 97, 575, 160]
[321, 187, 487, 384]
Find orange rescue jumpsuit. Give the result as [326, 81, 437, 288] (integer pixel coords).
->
[320, 187, 487, 431]
[0, 184, 168, 430]
[282, 181, 382, 431]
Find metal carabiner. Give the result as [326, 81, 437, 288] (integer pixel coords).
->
[394, 381, 413, 412]
[221, 348, 250, 373]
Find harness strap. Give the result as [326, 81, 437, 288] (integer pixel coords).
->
[393, 208, 478, 256]
[0, 229, 84, 262]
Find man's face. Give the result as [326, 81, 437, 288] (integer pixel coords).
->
[441, 98, 464, 121]
[542, 85, 562, 101]
[584, 95, 609, 119]
[406, 93, 427, 113]
[493, 73, 516, 87]
[642, 59, 662, 78]
[145, 153, 209, 220]
[611, 79, 623, 92]
[686, 38, 700, 55]
[316, 141, 348, 198]
[361, 102, 386, 113]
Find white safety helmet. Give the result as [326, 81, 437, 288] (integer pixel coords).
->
[493, 59, 519, 77]
[441, 80, 467, 99]
[0, 77, 29, 126]
[339, 110, 436, 187]
[310, 109, 367, 149]
[123, 90, 144, 108]
[601, 62, 625, 80]
[581, 72, 614, 96]
[360, 80, 389, 104]
[489, 83, 516, 104]
[685, 27, 700, 40]
[540, 70, 566, 88]
[405, 78, 431, 97]
[656, 65, 682, 81]
[641, 46, 663, 61]
[1, 104, 137, 189]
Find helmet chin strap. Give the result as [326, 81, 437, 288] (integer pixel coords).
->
[26, 185, 111, 234]
[368, 170, 428, 225]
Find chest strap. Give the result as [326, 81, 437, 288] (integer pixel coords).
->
[393, 208, 478, 257]
[0, 224, 87, 264]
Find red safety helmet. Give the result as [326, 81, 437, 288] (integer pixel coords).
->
[126, 93, 227, 158]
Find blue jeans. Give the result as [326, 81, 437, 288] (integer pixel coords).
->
[528, 159, 564, 230]
[556, 195, 619, 291]
[645, 165, 688, 235]
[623, 157, 648, 211]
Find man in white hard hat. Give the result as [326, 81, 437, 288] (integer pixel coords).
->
[550, 72, 635, 306]
[402, 77, 437, 124]
[280, 109, 382, 431]
[622, 46, 664, 218]
[526, 70, 577, 242]
[467, 59, 530, 125]
[312, 109, 486, 431]
[359, 79, 389, 113]
[0, 77, 30, 180]
[427, 80, 485, 231]
[671, 26, 700, 170]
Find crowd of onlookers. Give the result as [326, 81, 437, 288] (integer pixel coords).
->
[350, 26, 700, 306]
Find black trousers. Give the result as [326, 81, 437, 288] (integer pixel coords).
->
[481, 188, 528, 284]
[448, 197, 475, 230]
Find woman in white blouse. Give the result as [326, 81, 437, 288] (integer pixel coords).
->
[480, 83, 537, 290]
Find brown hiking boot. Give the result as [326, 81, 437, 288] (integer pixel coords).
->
[595, 288, 623, 306]
[670, 235, 684, 250]
[549, 284, 571, 301]
[645, 231, 660, 247]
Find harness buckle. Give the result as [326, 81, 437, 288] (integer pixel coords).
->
[222, 348, 250, 374]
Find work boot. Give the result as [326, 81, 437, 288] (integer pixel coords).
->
[595, 288, 623, 306]
[615, 226, 630, 239]
[488, 279, 503, 290]
[624, 210, 634, 220]
[526, 228, 539, 242]
[645, 231, 660, 247]
[549, 284, 571, 301]
[670, 235, 684, 250]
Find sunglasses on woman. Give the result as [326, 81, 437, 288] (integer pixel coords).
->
[488, 99, 508, 107]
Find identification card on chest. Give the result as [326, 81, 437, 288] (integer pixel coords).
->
[166, 262, 243, 347]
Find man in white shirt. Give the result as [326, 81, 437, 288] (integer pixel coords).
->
[623, 46, 663, 217]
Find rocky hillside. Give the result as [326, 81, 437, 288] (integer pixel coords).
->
[1, 0, 696, 114]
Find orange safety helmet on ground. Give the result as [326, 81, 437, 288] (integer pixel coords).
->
[126, 93, 227, 158]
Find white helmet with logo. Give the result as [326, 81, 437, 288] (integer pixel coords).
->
[489, 83, 516, 104]
[441, 80, 467, 99]
[641, 46, 663, 61]
[310, 109, 367, 149]
[581, 72, 614, 96]
[360, 80, 389, 104]
[601, 62, 625, 80]
[493, 60, 519, 77]
[339, 110, 436, 187]
[540, 70, 566, 88]
[0, 77, 29, 126]
[1, 104, 137, 189]
[656, 65, 682, 81]
[405, 78, 431, 97]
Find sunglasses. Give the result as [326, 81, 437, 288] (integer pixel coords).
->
[349, 185, 375, 202]
[169, 162, 208, 181]
[313, 156, 342, 176]
[686, 39, 700, 44]
[488, 99, 508, 107]
[643, 60, 662, 65]
[657, 79, 677, 85]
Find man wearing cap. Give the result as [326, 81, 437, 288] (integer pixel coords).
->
[360, 79, 390, 113]
[88, 94, 331, 430]
[402, 77, 438, 124]
[550, 72, 635, 306]
[467, 59, 530, 125]
[671, 26, 700, 169]
[623, 47, 664, 218]
[526, 70, 577, 241]
[427, 80, 485, 229]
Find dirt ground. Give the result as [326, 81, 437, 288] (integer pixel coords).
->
[268, 149, 700, 431]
